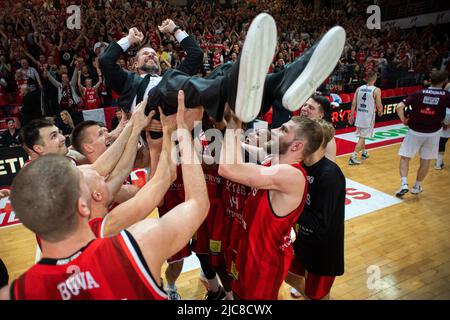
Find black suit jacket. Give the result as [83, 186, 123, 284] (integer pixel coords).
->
[100, 36, 203, 112]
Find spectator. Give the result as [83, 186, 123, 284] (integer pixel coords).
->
[1, 118, 20, 147]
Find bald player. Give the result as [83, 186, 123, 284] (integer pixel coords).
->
[0, 91, 209, 300]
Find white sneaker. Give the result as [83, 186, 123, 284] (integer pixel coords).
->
[235, 13, 277, 122]
[348, 157, 361, 165]
[410, 185, 423, 195]
[282, 26, 346, 111]
[395, 184, 409, 197]
[434, 162, 444, 170]
[290, 287, 302, 298]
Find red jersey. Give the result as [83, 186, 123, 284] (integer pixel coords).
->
[204, 169, 225, 267]
[0, 84, 6, 106]
[37, 217, 107, 250]
[357, 51, 366, 65]
[232, 163, 307, 300]
[13, 230, 167, 300]
[222, 178, 250, 273]
[84, 88, 100, 110]
[158, 165, 191, 262]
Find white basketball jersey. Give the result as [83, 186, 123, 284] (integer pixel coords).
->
[355, 85, 376, 128]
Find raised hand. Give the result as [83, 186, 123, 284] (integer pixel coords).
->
[131, 97, 155, 130]
[175, 90, 203, 132]
[159, 107, 177, 134]
[127, 27, 144, 45]
[158, 19, 177, 34]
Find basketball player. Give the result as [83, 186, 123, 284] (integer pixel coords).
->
[395, 70, 450, 197]
[348, 71, 383, 165]
[435, 81, 450, 169]
[78, 101, 176, 239]
[0, 90, 209, 300]
[219, 110, 323, 300]
[285, 119, 346, 300]
[300, 95, 337, 162]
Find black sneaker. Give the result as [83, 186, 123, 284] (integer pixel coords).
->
[395, 184, 409, 197]
[205, 286, 226, 300]
[361, 151, 370, 160]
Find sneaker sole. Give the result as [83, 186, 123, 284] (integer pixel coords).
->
[282, 26, 346, 111]
[235, 13, 277, 122]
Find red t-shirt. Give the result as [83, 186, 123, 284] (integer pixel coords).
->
[232, 162, 308, 300]
[13, 231, 167, 300]
[84, 88, 100, 110]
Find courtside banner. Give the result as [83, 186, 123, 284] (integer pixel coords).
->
[331, 96, 406, 129]
[0, 146, 28, 187]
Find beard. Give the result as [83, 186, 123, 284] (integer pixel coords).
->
[139, 64, 159, 74]
[264, 137, 292, 156]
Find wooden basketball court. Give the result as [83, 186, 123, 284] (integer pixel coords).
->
[1, 142, 450, 299]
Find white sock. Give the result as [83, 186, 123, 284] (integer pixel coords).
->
[352, 151, 358, 158]
[436, 154, 443, 166]
[225, 291, 234, 300]
[414, 181, 422, 188]
[401, 177, 408, 185]
[166, 282, 177, 292]
[207, 275, 220, 292]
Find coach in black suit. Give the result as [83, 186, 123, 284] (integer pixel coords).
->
[99, 19, 203, 114]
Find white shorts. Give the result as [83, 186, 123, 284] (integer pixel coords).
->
[355, 126, 374, 138]
[398, 129, 441, 160]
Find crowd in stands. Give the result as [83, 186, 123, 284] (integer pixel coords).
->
[0, 0, 449, 147]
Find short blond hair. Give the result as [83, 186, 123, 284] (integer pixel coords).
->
[314, 119, 335, 148]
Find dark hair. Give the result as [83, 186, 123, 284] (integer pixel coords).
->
[20, 118, 55, 150]
[10, 155, 80, 242]
[430, 70, 448, 85]
[311, 94, 331, 117]
[290, 116, 324, 158]
[6, 118, 15, 124]
[71, 120, 100, 155]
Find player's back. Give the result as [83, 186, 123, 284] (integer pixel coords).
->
[355, 84, 376, 128]
[405, 87, 450, 133]
[12, 231, 167, 300]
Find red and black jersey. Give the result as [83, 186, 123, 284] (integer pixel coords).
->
[232, 162, 307, 300]
[13, 230, 167, 300]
